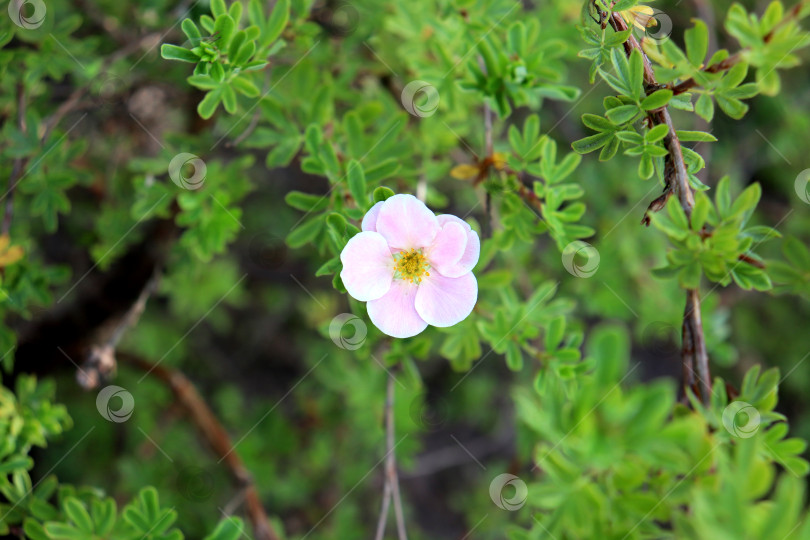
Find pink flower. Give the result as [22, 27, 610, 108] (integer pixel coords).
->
[340, 194, 480, 338]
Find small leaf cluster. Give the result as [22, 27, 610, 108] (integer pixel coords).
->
[651, 178, 777, 290]
[473, 280, 578, 373]
[462, 20, 581, 117]
[505, 115, 592, 249]
[518, 324, 810, 539]
[161, 0, 291, 118]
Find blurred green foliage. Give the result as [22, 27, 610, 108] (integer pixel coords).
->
[1, 0, 810, 538]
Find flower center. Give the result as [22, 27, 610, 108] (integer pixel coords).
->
[393, 248, 430, 284]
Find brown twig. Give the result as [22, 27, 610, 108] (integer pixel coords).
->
[608, 12, 712, 403]
[119, 352, 281, 540]
[375, 370, 408, 540]
[479, 56, 495, 239]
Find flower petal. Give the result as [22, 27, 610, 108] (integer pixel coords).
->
[367, 280, 428, 338]
[339, 231, 394, 302]
[361, 201, 384, 232]
[427, 221, 467, 274]
[375, 194, 439, 250]
[435, 215, 480, 278]
[415, 271, 477, 328]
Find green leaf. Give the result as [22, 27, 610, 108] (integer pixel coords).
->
[221, 85, 237, 114]
[198, 89, 222, 119]
[716, 176, 732, 216]
[684, 19, 709, 66]
[91, 498, 116, 536]
[373, 186, 395, 203]
[676, 130, 717, 142]
[285, 191, 328, 212]
[64, 498, 93, 534]
[505, 341, 523, 371]
[263, 0, 290, 46]
[695, 93, 714, 122]
[605, 104, 640, 124]
[641, 89, 673, 110]
[691, 192, 710, 231]
[572, 132, 613, 154]
[716, 94, 748, 119]
[213, 15, 236, 48]
[160, 44, 198, 63]
[645, 124, 669, 143]
[581, 114, 615, 132]
[599, 136, 620, 161]
[628, 49, 644, 99]
[43, 523, 84, 540]
[233, 40, 256, 66]
[729, 182, 761, 222]
[638, 153, 654, 179]
[346, 160, 367, 209]
[287, 215, 325, 248]
[231, 75, 260, 97]
[204, 517, 245, 540]
[545, 316, 565, 351]
[211, 0, 227, 18]
[783, 236, 810, 269]
[679, 261, 702, 288]
[181, 19, 201, 41]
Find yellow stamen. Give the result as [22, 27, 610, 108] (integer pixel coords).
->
[393, 247, 430, 285]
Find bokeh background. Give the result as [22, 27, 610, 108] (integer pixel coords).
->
[2, 0, 810, 538]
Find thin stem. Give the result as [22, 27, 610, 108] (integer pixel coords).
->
[608, 12, 712, 403]
[373, 472, 392, 540]
[120, 353, 281, 540]
[385, 370, 408, 540]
